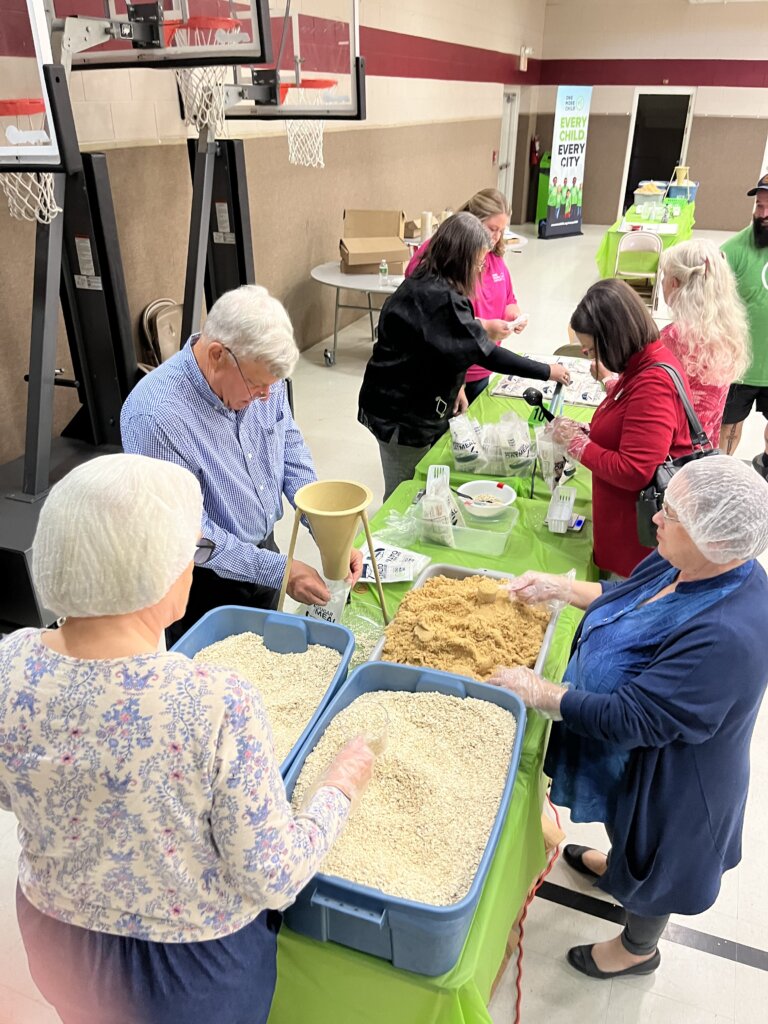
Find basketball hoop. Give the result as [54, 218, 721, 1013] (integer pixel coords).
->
[0, 99, 61, 224]
[283, 78, 338, 169]
[168, 16, 243, 136]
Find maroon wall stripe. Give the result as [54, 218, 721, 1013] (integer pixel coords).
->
[538, 58, 768, 89]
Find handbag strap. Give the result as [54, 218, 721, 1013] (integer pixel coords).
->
[651, 362, 711, 449]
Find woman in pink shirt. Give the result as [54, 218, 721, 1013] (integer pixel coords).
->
[659, 240, 749, 445]
[406, 189, 526, 404]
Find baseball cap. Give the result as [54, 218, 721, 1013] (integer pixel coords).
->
[747, 173, 768, 197]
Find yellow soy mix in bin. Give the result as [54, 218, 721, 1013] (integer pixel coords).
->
[381, 575, 549, 680]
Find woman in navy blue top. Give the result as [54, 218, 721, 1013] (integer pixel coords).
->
[493, 456, 768, 981]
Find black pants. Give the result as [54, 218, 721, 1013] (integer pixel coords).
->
[464, 377, 490, 405]
[167, 534, 280, 647]
[604, 823, 669, 955]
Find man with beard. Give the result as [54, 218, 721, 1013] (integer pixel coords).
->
[719, 174, 768, 475]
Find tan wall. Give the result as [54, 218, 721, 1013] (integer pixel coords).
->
[0, 117, 501, 464]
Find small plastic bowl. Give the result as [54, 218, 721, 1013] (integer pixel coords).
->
[457, 480, 517, 519]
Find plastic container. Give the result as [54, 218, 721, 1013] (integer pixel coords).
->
[546, 485, 577, 534]
[378, 259, 388, 285]
[170, 605, 355, 774]
[283, 661, 527, 976]
[369, 563, 562, 676]
[667, 182, 698, 201]
[634, 181, 668, 208]
[450, 512, 518, 555]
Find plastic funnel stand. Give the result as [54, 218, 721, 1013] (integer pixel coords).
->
[294, 480, 372, 581]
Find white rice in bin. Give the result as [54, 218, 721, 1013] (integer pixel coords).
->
[292, 690, 517, 906]
[193, 632, 342, 763]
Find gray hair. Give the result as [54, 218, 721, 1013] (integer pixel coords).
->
[201, 285, 299, 378]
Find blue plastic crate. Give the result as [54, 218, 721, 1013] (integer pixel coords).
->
[283, 661, 527, 976]
[667, 182, 698, 201]
[170, 605, 354, 775]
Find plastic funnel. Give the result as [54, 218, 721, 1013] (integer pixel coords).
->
[294, 480, 372, 581]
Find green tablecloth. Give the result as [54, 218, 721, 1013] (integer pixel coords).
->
[594, 201, 696, 279]
[415, 381, 594, 510]
[268, 388, 599, 1024]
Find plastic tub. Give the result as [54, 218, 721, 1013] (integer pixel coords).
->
[667, 182, 698, 201]
[170, 605, 354, 774]
[546, 485, 577, 534]
[283, 661, 527, 976]
[369, 563, 562, 675]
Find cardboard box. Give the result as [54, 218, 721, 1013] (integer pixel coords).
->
[340, 209, 409, 275]
[404, 217, 421, 239]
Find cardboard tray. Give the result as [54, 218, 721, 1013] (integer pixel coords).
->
[282, 661, 527, 976]
[368, 563, 562, 674]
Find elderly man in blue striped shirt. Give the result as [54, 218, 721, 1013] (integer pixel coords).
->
[121, 285, 362, 642]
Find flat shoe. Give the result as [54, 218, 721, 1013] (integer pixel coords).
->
[562, 844, 605, 880]
[567, 944, 661, 979]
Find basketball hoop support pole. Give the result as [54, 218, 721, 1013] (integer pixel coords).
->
[181, 125, 217, 339]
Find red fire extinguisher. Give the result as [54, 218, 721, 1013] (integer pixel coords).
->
[530, 135, 541, 167]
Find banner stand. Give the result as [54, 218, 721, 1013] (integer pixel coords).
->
[540, 85, 592, 240]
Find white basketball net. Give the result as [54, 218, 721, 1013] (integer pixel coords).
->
[0, 170, 60, 224]
[285, 87, 327, 169]
[170, 22, 243, 136]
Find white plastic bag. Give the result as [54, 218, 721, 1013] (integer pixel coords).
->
[497, 411, 535, 475]
[360, 541, 430, 584]
[299, 577, 351, 624]
[534, 424, 567, 493]
[450, 414, 486, 473]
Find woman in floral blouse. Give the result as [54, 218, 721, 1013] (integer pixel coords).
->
[0, 453, 374, 1024]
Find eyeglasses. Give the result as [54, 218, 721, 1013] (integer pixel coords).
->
[224, 346, 257, 402]
[194, 538, 216, 566]
[660, 504, 680, 523]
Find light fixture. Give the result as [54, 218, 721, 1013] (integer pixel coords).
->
[519, 45, 535, 73]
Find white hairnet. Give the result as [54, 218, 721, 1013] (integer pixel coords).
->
[33, 454, 203, 618]
[666, 455, 768, 563]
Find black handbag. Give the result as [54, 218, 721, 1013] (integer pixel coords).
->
[636, 363, 719, 548]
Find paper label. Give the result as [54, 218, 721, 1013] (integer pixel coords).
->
[75, 235, 96, 277]
[213, 231, 236, 245]
[215, 202, 231, 233]
[74, 274, 103, 291]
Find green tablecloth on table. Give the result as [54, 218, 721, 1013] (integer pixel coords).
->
[594, 201, 696, 279]
[268, 388, 599, 1024]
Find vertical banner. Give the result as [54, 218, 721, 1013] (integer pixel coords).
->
[541, 85, 593, 239]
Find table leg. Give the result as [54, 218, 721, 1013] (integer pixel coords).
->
[367, 292, 375, 343]
[324, 287, 341, 367]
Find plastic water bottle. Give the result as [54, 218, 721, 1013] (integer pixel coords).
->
[378, 259, 389, 286]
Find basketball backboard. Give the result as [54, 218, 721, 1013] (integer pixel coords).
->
[0, 0, 60, 167]
[50, 0, 272, 69]
[224, 1, 364, 121]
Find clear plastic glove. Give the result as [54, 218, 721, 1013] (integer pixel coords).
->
[504, 570, 574, 606]
[487, 666, 566, 720]
[551, 416, 587, 446]
[566, 430, 591, 463]
[307, 735, 376, 809]
[548, 363, 572, 385]
[484, 318, 513, 341]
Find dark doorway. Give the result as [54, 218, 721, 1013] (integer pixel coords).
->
[623, 94, 691, 212]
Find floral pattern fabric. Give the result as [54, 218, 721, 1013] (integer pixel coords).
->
[0, 629, 349, 942]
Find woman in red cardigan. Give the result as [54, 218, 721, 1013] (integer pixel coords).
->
[554, 280, 693, 578]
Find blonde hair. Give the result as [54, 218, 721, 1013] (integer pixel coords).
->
[659, 239, 750, 385]
[457, 188, 510, 257]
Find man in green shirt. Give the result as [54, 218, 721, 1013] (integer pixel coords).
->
[547, 176, 560, 223]
[720, 173, 768, 477]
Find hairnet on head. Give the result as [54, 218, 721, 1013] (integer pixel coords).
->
[32, 454, 203, 618]
[665, 456, 768, 563]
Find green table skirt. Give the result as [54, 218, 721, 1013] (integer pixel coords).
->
[594, 201, 696, 279]
[267, 383, 598, 1024]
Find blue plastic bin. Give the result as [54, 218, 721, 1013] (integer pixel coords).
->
[170, 605, 354, 775]
[283, 661, 527, 976]
[667, 182, 698, 201]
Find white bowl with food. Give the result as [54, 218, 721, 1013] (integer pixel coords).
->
[457, 480, 517, 519]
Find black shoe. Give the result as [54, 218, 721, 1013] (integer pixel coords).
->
[567, 944, 661, 979]
[752, 453, 768, 480]
[562, 844, 605, 880]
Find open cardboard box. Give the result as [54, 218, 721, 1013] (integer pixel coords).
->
[404, 217, 421, 239]
[340, 208, 409, 275]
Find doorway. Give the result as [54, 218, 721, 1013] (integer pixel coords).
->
[618, 89, 695, 217]
[497, 87, 520, 217]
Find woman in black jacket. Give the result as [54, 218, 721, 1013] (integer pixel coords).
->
[358, 212, 570, 499]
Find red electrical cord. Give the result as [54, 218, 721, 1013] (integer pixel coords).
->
[513, 795, 562, 1024]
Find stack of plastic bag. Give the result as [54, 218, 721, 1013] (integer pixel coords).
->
[450, 411, 535, 477]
